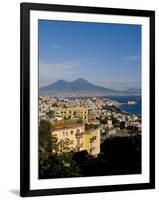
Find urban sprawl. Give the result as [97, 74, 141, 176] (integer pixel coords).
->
[39, 96, 141, 157]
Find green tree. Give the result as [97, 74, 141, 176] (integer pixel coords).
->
[48, 153, 81, 178]
[46, 110, 55, 118]
[111, 117, 119, 125]
[39, 120, 81, 178]
[39, 120, 56, 160]
[85, 123, 99, 130]
[120, 121, 125, 129]
[127, 125, 139, 134]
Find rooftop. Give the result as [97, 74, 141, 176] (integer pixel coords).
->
[53, 120, 84, 130]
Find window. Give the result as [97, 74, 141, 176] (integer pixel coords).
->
[77, 129, 80, 134]
[70, 130, 74, 135]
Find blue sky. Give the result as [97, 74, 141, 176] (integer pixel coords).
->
[39, 20, 141, 90]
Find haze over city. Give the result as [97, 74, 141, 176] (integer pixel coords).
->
[39, 20, 141, 91]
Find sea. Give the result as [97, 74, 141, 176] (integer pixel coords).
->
[68, 95, 141, 116]
[106, 96, 141, 115]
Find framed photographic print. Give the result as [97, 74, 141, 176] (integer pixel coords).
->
[20, 2, 155, 197]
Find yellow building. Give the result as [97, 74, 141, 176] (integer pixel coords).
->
[52, 122, 100, 156]
[55, 107, 88, 122]
[83, 128, 100, 156]
[52, 123, 85, 153]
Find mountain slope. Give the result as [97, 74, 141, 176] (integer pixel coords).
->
[40, 78, 135, 97]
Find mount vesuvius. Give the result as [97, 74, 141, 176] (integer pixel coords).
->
[39, 78, 135, 97]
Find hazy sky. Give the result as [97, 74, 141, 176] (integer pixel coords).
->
[39, 20, 141, 90]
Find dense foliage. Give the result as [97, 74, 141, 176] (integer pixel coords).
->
[39, 120, 141, 178]
[39, 120, 81, 179]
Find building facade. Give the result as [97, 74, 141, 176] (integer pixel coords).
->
[52, 122, 100, 156]
[55, 107, 88, 122]
[83, 128, 100, 156]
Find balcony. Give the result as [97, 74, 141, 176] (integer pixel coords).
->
[75, 132, 83, 138]
[90, 136, 97, 143]
[76, 142, 83, 148]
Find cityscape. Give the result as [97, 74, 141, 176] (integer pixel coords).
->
[38, 20, 141, 179]
[39, 93, 141, 178]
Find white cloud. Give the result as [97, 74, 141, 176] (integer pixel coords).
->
[51, 44, 62, 49]
[39, 60, 80, 87]
[95, 81, 141, 90]
[122, 55, 141, 62]
[83, 58, 95, 65]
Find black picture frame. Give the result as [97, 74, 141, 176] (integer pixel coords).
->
[20, 2, 155, 197]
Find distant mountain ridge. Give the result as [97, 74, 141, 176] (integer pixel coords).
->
[124, 88, 141, 93]
[40, 78, 140, 97]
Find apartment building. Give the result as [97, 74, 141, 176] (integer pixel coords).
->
[52, 122, 100, 156]
[55, 107, 88, 122]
